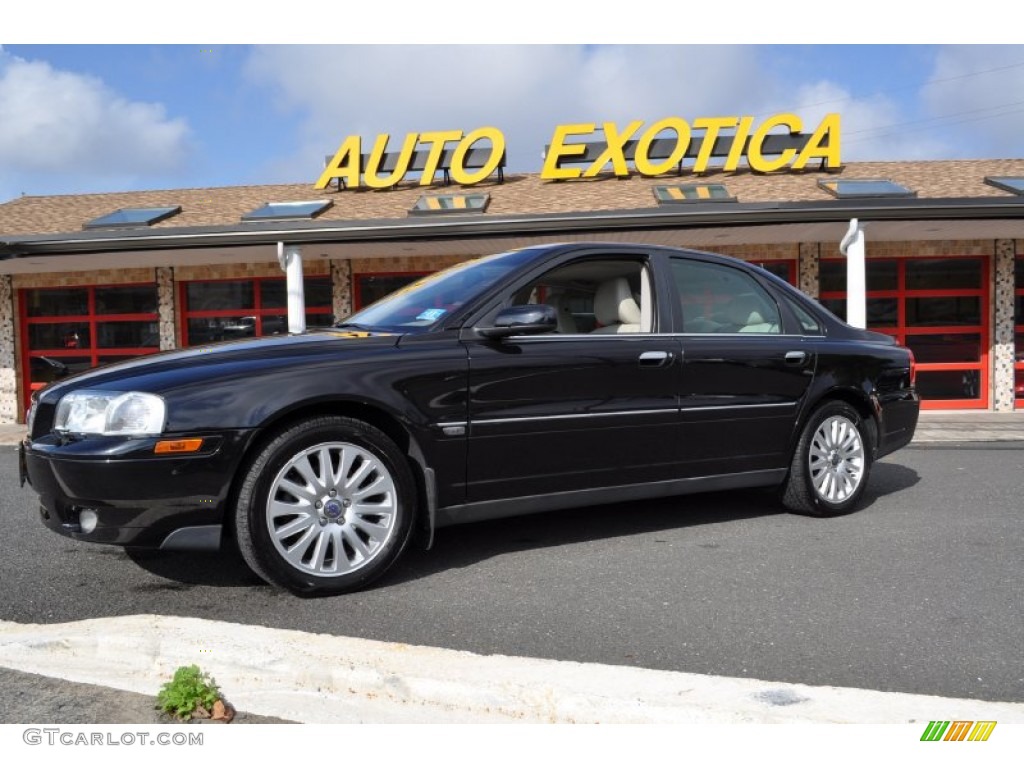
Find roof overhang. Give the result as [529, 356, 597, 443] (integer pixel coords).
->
[2, 197, 1023, 265]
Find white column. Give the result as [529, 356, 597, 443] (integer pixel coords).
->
[840, 219, 866, 329]
[278, 243, 306, 334]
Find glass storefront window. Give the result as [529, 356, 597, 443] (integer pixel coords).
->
[28, 323, 91, 350]
[819, 255, 988, 409]
[820, 259, 897, 293]
[181, 276, 332, 346]
[917, 370, 982, 400]
[25, 288, 89, 317]
[186, 280, 254, 312]
[905, 297, 980, 327]
[867, 298, 898, 328]
[905, 334, 982, 364]
[95, 285, 159, 314]
[20, 283, 160, 409]
[96, 320, 160, 348]
[867, 260, 899, 292]
[905, 258, 982, 290]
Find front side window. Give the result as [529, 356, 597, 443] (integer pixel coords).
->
[509, 258, 654, 334]
[671, 259, 781, 334]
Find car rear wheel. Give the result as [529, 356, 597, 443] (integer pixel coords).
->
[782, 401, 871, 516]
[234, 416, 415, 595]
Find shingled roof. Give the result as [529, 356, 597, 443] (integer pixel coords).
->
[2, 159, 1023, 238]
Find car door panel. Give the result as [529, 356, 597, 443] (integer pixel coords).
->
[677, 335, 814, 474]
[464, 335, 681, 501]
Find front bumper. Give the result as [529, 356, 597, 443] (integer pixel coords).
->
[22, 430, 253, 549]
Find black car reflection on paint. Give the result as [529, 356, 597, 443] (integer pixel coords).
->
[21, 243, 920, 595]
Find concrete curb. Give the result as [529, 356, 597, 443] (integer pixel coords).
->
[1, 615, 1022, 724]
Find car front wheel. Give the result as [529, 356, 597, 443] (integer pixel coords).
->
[234, 416, 415, 595]
[782, 401, 872, 516]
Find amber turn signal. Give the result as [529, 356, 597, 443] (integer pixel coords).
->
[154, 438, 204, 454]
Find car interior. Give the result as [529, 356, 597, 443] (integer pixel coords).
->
[515, 259, 654, 334]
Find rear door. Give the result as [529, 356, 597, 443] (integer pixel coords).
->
[667, 255, 816, 476]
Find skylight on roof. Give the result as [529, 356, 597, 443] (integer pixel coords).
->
[818, 179, 915, 199]
[84, 206, 182, 229]
[241, 200, 333, 221]
[653, 184, 734, 203]
[984, 176, 1024, 195]
[410, 194, 490, 215]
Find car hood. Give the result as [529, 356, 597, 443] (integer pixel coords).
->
[35, 329, 401, 402]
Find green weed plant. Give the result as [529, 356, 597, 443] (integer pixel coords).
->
[156, 664, 222, 719]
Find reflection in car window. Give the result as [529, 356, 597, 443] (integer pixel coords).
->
[672, 259, 782, 334]
[341, 248, 542, 332]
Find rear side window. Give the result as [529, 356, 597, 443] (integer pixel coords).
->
[780, 294, 823, 335]
[671, 259, 781, 334]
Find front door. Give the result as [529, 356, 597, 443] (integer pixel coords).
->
[462, 253, 681, 503]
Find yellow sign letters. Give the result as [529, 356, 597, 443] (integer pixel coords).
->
[316, 114, 840, 189]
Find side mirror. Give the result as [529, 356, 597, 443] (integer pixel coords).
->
[477, 304, 558, 339]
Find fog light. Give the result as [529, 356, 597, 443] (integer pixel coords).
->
[79, 509, 99, 534]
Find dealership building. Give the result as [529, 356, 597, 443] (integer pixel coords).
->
[1, 117, 1023, 424]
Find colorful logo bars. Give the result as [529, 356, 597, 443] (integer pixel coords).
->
[920, 721, 997, 742]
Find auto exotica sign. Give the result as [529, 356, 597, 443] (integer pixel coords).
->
[315, 113, 841, 190]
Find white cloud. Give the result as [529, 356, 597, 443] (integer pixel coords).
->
[787, 80, 949, 162]
[920, 45, 1024, 157]
[244, 45, 959, 179]
[0, 49, 191, 199]
[244, 45, 785, 177]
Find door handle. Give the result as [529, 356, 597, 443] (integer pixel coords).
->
[785, 351, 808, 365]
[638, 351, 673, 368]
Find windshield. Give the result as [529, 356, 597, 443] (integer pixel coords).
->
[340, 247, 544, 332]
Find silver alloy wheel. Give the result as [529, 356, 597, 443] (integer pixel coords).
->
[807, 415, 865, 504]
[265, 441, 398, 577]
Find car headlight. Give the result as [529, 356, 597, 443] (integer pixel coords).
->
[54, 390, 166, 436]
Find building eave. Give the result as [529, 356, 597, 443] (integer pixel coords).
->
[2, 196, 1024, 258]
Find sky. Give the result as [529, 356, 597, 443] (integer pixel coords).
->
[2, 6, 1023, 205]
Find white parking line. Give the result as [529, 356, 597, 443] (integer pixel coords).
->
[1, 614, 1022, 724]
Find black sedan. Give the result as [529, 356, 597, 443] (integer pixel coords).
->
[21, 243, 919, 595]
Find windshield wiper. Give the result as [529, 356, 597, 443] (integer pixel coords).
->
[333, 322, 376, 332]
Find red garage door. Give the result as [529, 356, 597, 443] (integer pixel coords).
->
[819, 256, 989, 410]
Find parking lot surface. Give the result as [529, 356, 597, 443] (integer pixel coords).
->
[2, 441, 1022, 708]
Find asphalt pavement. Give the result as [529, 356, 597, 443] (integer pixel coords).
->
[6, 411, 1024, 724]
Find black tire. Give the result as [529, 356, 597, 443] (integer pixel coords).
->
[781, 401, 872, 517]
[234, 416, 415, 595]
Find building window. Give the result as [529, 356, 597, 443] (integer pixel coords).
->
[819, 256, 988, 409]
[241, 200, 332, 221]
[84, 206, 182, 229]
[353, 272, 430, 310]
[984, 177, 1024, 196]
[818, 179, 915, 198]
[20, 283, 160, 408]
[653, 184, 734, 203]
[410, 194, 489, 214]
[180, 276, 333, 345]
